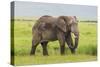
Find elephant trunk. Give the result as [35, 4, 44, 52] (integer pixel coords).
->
[70, 23, 79, 50]
[73, 32, 79, 50]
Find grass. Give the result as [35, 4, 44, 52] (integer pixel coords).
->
[11, 18, 97, 65]
[14, 55, 97, 66]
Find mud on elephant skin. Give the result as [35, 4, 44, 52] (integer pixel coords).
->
[30, 15, 79, 56]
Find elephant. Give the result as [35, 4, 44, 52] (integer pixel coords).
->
[30, 15, 79, 56]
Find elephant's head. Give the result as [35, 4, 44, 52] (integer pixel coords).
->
[58, 16, 79, 49]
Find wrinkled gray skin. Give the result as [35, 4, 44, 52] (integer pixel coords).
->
[30, 15, 79, 56]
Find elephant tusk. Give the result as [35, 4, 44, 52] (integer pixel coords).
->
[75, 36, 78, 39]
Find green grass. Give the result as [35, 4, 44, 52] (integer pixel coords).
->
[14, 54, 97, 66]
[11, 18, 97, 65]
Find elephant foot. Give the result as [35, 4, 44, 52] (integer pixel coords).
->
[30, 51, 35, 55]
[61, 53, 65, 55]
[71, 49, 76, 54]
[43, 52, 49, 56]
[30, 53, 35, 55]
[43, 54, 49, 56]
[30, 54, 35, 56]
[61, 50, 65, 55]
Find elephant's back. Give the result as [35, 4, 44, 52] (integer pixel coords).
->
[38, 15, 57, 23]
[33, 15, 56, 30]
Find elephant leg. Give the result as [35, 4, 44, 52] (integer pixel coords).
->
[60, 44, 65, 55]
[41, 41, 48, 56]
[57, 32, 65, 55]
[30, 40, 39, 55]
[65, 32, 75, 54]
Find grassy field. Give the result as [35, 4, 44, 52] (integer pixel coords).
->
[11, 18, 97, 65]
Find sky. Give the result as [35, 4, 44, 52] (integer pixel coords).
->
[12, 1, 97, 20]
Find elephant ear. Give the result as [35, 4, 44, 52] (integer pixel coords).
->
[56, 18, 66, 32]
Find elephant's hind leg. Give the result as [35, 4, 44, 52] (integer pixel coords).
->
[41, 41, 49, 56]
[30, 40, 39, 55]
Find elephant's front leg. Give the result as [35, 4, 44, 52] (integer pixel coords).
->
[57, 32, 65, 55]
[41, 41, 48, 56]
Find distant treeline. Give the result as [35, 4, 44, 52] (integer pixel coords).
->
[11, 19, 35, 21]
[80, 20, 97, 23]
[11, 19, 97, 23]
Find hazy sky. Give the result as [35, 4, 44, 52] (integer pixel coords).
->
[13, 1, 97, 20]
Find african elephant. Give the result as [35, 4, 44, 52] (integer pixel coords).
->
[30, 15, 79, 56]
